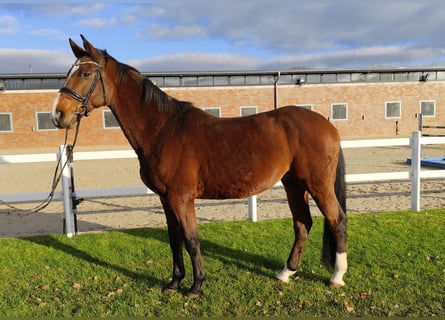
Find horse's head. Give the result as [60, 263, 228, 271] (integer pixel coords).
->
[51, 35, 110, 129]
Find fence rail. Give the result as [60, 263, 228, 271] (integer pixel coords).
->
[1, 132, 445, 237]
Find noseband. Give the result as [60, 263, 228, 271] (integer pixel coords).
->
[59, 57, 107, 117]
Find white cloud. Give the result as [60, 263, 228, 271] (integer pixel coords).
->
[121, 15, 137, 24]
[30, 28, 67, 40]
[39, 3, 105, 16]
[3, 1, 445, 73]
[0, 15, 18, 35]
[79, 18, 117, 28]
[129, 53, 260, 72]
[0, 49, 72, 73]
[70, 3, 105, 15]
[148, 23, 207, 39]
[129, 0, 445, 65]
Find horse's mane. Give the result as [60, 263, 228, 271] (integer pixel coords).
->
[102, 50, 190, 114]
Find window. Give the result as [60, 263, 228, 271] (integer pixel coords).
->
[36, 112, 57, 131]
[295, 104, 313, 111]
[103, 110, 120, 129]
[198, 76, 213, 86]
[0, 113, 13, 132]
[385, 101, 401, 118]
[321, 74, 336, 83]
[164, 77, 180, 87]
[240, 106, 257, 116]
[306, 74, 320, 84]
[203, 107, 221, 117]
[420, 100, 435, 117]
[245, 75, 260, 85]
[260, 75, 275, 85]
[337, 73, 351, 82]
[394, 73, 408, 81]
[331, 103, 348, 120]
[183, 76, 198, 87]
[229, 76, 245, 85]
[366, 73, 380, 82]
[213, 76, 229, 86]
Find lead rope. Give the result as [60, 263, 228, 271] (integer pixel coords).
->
[0, 117, 82, 216]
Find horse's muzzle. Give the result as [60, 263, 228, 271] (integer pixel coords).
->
[50, 110, 64, 128]
[51, 110, 75, 129]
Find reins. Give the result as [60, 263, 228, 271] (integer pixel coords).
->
[0, 117, 82, 216]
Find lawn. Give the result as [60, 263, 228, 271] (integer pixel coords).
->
[0, 210, 443, 317]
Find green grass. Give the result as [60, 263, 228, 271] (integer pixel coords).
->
[0, 210, 444, 317]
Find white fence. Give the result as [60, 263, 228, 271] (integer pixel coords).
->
[1, 132, 445, 237]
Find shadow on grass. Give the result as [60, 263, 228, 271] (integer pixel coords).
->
[22, 224, 327, 291]
[119, 227, 328, 286]
[22, 228, 169, 288]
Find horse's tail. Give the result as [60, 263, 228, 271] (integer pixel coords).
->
[322, 146, 347, 269]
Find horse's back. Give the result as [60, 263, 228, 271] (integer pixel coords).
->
[192, 106, 339, 198]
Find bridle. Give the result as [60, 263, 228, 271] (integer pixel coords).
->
[59, 56, 107, 117]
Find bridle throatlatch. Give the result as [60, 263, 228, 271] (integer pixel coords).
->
[58, 56, 107, 117]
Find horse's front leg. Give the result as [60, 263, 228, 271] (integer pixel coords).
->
[161, 197, 185, 293]
[183, 227, 206, 297]
[163, 195, 206, 297]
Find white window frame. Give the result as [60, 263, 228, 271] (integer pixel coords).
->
[203, 107, 221, 117]
[102, 110, 120, 129]
[295, 104, 313, 111]
[35, 112, 57, 131]
[331, 103, 348, 121]
[385, 101, 401, 119]
[420, 100, 435, 118]
[0, 112, 13, 133]
[240, 106, 257, 116]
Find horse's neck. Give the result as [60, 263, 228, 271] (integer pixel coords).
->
[109, 77, 172, 156]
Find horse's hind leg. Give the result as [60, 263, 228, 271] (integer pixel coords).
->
[312, 189, 347, 287]
[276, 173, 313, 283]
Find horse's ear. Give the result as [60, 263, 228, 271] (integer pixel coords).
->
[69, 38, 86, 59]
[80, 34, 102, 62]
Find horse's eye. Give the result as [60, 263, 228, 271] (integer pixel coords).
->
[82, 72, 91, 78]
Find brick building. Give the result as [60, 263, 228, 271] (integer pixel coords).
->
[0, 67, 444, 150]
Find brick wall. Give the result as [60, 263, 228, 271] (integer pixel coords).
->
[1, 81, 444, 150]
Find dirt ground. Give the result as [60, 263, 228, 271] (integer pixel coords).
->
[1, 144, 444, 238]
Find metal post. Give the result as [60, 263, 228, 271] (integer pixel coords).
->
[418, 113, 423, 132]
[248, 195, 257, 222]
[60, 145, 75, 237]
[410, 131, 421, 211]
[273, 72, 280, 110]
[67, 145, 83, 234]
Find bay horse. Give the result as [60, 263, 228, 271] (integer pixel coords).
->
[51, 35, 347, 297]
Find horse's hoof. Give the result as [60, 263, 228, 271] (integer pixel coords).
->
[186, 289, 203, 299]
[329, 281, 345, 288]
[162, 286, 179, 295]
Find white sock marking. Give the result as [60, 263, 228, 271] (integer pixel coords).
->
[330, 252, 347, 286]
[276, 265, 296, 283]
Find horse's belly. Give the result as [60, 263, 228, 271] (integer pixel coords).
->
[199, 166, 285, 199]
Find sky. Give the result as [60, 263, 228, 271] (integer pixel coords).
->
[2, 0, 445, 74]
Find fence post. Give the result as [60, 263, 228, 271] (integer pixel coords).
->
[410, 131, 421, 212]
[248, 195, 257, 222]
[60, 145, 75, 238]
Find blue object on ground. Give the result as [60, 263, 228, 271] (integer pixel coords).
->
[406, 156, 445, 169]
